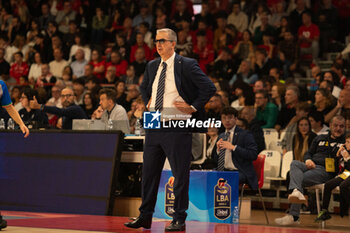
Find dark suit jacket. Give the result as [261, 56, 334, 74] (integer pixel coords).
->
[140, 53, 216, 132]
[213, 127, 259, 190]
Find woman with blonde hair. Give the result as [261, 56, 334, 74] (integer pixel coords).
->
[271, 82, 286, 111]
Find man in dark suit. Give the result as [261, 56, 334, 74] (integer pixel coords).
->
[214, 107, 258, 190]
[125, 28, 216, 231]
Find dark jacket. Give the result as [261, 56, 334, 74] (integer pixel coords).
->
[140, 54, 216, 132]
[248, 119, 266, 153]
[19, 108, 49, 128]
[304, 132, 345, 176]
[43, 104, 87, 129]
[213, 127, 259, 190]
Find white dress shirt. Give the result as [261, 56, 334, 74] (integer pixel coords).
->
[149, 52, 191, 120]
[224, 126, 238, 170]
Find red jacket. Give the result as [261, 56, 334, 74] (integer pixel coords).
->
[10, 62, 29, 83]
[105, 60, 128, 78]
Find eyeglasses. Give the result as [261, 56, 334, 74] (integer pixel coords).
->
[154, 39, 173, 45]
[61, 94, 74, 98]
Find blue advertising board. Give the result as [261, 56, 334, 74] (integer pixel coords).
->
[154, 170, 239, 223]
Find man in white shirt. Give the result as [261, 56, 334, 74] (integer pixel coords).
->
[49, 48, 68, 79]
[227, 1, 248, 32]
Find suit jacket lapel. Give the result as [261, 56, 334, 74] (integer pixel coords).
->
[174, 54, 182, 92]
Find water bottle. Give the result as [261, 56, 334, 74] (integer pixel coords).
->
[232, 206, 239, 224]
[0, 119, 5, 129]
[7, 118, 15, 130]
[107, 119, 113, 130]
[134, 118, 141, 136]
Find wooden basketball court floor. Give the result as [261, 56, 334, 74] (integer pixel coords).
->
[2, 210, 350, 233]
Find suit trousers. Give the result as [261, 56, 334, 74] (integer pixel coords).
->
[139, 128, 192, 222]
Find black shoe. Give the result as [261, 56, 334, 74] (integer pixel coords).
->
[0, 219, 7, 230]
[165, 220, 186, 232]
[124, 216, 152, 229]
[315, 210, 331, 222]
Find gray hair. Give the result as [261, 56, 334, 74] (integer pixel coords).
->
[156, 28, 177, 44]
[286, 85, 300, 98]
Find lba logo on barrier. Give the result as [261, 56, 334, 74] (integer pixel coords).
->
[143, 111, 161, 129]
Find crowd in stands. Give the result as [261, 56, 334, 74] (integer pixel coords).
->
[0, 0, 350, 137]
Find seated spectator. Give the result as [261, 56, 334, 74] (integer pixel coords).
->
[308, 111, 329, 135]
[124, 84, 140, 112]
[131, 47, 147, 78]
[213, 15, 227, 52]
[206, 94, 224, 121]
[55, 1, 76, 34]
[213, 107, 258, 189]
[30, 87, 87, 129]
[68, 33, 91, 63]
[121, 65, 139, 85]
[171, 0, 192, 30]
[112, 33, 131, 61]
[277, 31, 298, 79]
[275, 115, 345, 226]
[38, 3, 55, 31]
[229, 60, 258, 85]
[326, 89, 350, 123]
[191, 20, 213, 47]
[292, 117, 317, 161]
[253, 48, 280, 78]
[275, 85, 299, 131]
[271, 82, 286, 111]
[254, 90, 279, 128]
[175, 30, 193, 58]
[80, 92, 98, 119]
[253, 12, 276, 45]
[233, 30, 254, 61]
[103, 66, 118, 84]
[310, 88, 334, 117]
[115, 80, 127, 107]
[227, 1, 248, 33]
[10, 86, 22, 111]
[129, 33, 152, 63]
[213, 48, 235, 81]
[89, 49, 105, 81]
[315, 133, 350, 222]
[253, 80, 265, 93]
[62, 21, 78, 52]
[132, 2, 153, 29]
[46, 85, 62, 108]
[28, 52, 43, 84]
[94, 88, 129, 133]
[49, 48, 68, 79]
[70, 49, 88, 79]
[90, 7, 109, 44]
[320, 71, 341, 99]
[105, 50, 128, 78]
[298, 11, 320, 61]
[240, 106, 266, 152]
[192, 31, 214, 74]
[9, 52, 29, 84]
[269, 2, 288, 29]
[18, 88, 48, 128]
[72, 78, 86, 105]
[36, 64, 56, 92]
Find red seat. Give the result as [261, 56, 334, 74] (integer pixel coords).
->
[239, 154, 269, 224]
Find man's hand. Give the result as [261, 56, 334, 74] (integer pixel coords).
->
[217, 138, 235, 151]
[92, 106, 104, 119]
[19, 124, 30, 138]
[174, 101, 195, 114]
[305, 159, 316, 169]
[29, 96, 41, 109]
